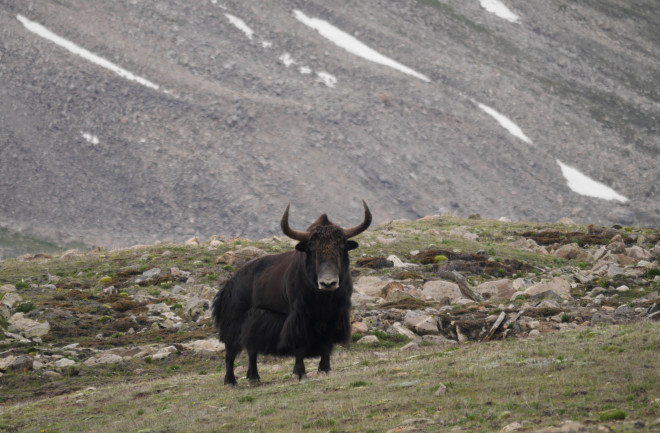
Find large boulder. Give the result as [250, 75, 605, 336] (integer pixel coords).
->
[421, 280, 463, 303]
[524, 277, 572, 300]
[474, 279, 515, 301]
[404, 311, 440, 335]
[8, 313, 50, 338]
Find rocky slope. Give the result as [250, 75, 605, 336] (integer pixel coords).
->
[0, 0, 659, 248]
[1, 216, 659, 402]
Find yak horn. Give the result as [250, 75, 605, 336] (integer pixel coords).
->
[343, 200, 372, 239]
[281, 203, 311, 242]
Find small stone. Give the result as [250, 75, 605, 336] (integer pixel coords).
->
[387, 255, 408, 268]
[356, 335, 380, 346]
[55, 359, 76, 368]
[351, 321, 369, 335]
[614, 304, 633, 315]
[616, 285, 630, 292]
[433, 383, 447, 396]
[404, 311, 439, 335]
[400, 342, 419, 351]
[500, 421, 522, 433]
[0, 284, 17, 294]
[216, 246, 266, 266]
[528, 329, 541, 338]
[142, 268, 161, 279]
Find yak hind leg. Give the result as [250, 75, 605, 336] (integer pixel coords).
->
[318, 354, 331, 374]
[224, 344, 241, 386]
[246, 352, 260, 384]
[292, 352, 306, 380]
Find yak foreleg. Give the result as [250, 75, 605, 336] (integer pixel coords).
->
[293, 351, 307, 380]
[224, 344, 241, 386]
[246, 352, 260, 384]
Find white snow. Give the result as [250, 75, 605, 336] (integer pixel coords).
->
[316, 72, 337, 88]
[261, 41, 273, 49]
[81, 132, 99, 145]
[225, 13, 254, 40]
[299, 66, 312, 74]
[279, 53, 295, 67]
[293, 10, 430, 82]
[477, 102, 532, 144]
[479, 0, 520, 23]
[556, 160, 628, 202]
[17, 14, 160, 91]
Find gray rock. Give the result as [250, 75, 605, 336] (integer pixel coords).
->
[8, 313, 50, 338]
[0, 292, 23, 309]
[356, 335, 380, 346]
[0, 355, 33, 372]
[404, 310, 439, 335]
[433, 383, 447, 396]
[0, 284, 17, 294]
[216, 246, 266, 266]
[55, 358, 76, 368]
[421, 280, 463, 303]
[555, 243, 590, 261]
[474, 279, 515, 301]
[354, 277, 391, 297]
[142, 268, 161, 279]
[182, 339, 225, 353]
[626, 246, 651, 260]
[185, 296, 211, 321]
[614, 304, 633, 315]
[388, 322, 417, 340]
[524, 277, 571, 300]
[591, 311, 615, 325]
[85, 353, 123, 366]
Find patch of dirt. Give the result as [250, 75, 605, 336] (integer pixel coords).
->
[420, 249, 533, 277]
[520, 230, 625, 247]
[356, 257, 393, 269]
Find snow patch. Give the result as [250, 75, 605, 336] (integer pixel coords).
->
[299, 66, 312, 75]
[316, 72, 337, 88]
[279, 53, 295, 67]
[81, 132, 99, 145]
[17, 14, 160, 91]
[225, 13, 253, 40]
[477, 102, 532, 144]
[479, 0, 520, 23]
[261, 41, 273, 49]
[293, 10, 430, 82]
[556, 160, 628, 203]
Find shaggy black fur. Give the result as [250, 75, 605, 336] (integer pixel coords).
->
[212, 217, 363, 386]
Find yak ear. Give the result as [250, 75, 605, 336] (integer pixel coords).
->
[295, 241, 309, 252]
[346, 240, 359, 251]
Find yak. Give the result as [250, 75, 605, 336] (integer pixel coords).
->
[212, 201, 371, 385]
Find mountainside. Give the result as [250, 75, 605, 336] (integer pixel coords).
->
[1, 0, 658, 249]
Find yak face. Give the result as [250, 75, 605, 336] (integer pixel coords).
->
[295, 223, 359, 291]
[282, 201, 371, 292]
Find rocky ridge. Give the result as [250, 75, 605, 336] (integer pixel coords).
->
[0, 216, 659, 401]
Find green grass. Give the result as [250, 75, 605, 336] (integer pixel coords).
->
[1, 322, 658, 432]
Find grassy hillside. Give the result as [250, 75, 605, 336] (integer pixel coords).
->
[1, 216, 659, 432]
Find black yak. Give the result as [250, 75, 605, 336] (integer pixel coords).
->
[212, 201, 371, 385]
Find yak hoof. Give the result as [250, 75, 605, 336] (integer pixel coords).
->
[224, 377, 238, 387]
[248, 378, 261, 386]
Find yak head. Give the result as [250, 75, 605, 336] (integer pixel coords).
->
[281, 201, 371, 291]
